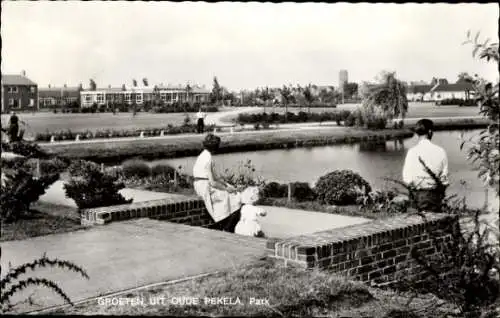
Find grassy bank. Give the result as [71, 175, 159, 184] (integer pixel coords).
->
[50, 258, 451, 317]
[41, 127, 414, 164]
[0, 202, 84, 242]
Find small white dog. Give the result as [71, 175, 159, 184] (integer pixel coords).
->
[235, 186, 267, 237]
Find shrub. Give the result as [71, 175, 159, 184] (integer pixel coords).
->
[2, 141, 48, 158]
[151, 163, 176, 179]
[219, 159, 265, 190]
[315, 170, 372, 205]
[122, 159, 151, 179]
[261, 182, 288, 198]
[23, 157, 69, 175]
[290, 182, 316, 202]
[64, 160, 132, 210]
[1, 160, 59, 222]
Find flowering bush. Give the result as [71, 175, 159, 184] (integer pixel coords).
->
[218, 159, 265, 190]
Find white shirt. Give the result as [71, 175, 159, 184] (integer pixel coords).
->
[402, 138, 449, 189]
[192, 149, 214, 180]
[196, 111, 206, 120]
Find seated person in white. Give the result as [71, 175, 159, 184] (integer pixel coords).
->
[235, 186, 267, 237]
[193, 133, 242, 232]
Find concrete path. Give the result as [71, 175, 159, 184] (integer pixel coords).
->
[39, 180, 189, 208]
[259, 206, 369, 238]
[0, 219, 267, 313]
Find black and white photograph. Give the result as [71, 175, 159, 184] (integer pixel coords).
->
[1, 1, 499, 316]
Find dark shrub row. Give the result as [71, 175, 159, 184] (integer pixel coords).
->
[34, 123, 216, 142]
[237, 111, 352, 125]
[260, 170, 372, 205]
[437, 98, 477, 106]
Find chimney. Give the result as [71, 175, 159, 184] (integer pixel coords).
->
[21, 70, 26, 77]
[64, 84, 67, 88]
[48, 84, 51, 88]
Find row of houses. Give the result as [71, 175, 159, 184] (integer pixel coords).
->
[406, 80, 474, 102]
[1, 72, 211, 112]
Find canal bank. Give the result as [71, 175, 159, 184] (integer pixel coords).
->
[41, 126, 414, 164]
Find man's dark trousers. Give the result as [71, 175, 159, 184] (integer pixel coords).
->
[197, 118, 204, 134]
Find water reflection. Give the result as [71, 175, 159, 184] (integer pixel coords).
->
[148, 130, 485, 207]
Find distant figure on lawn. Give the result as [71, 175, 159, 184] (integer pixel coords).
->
[196, 107, 207, 134]
[193, 133, 242, 232]
[1, 112, 21, 143]
[402, 119, 449, 212]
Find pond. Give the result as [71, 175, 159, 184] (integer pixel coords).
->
[147, 129, 489, 208]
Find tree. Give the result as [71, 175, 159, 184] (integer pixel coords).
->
[142, 78, 149, 87]
[302, 84, 316, 113]
[343, 82, 359, 100]
[89, 79, 96, 91]
[185, 83, 192, 108]
[259, 87, 273, 113]
[364, 71, 408, 121]
[211, 76, 223, 106]
[457, 72, 472, 84]
[279, 85, 293, 122]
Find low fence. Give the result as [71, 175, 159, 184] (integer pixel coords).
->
[266, 212, 458, 288]
[81, 196, 214, 227]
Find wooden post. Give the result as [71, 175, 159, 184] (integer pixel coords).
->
[101, 163, 105, 173]
[287, 183, 292, 203]
[174, 170, 178, 186]
[50, 136, 55, 143]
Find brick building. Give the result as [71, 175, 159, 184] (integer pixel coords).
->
[38, 85, 81, 109]
[1, 72, 38, 112]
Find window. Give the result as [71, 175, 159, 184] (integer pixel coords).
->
[136, 93, 142, 103]
[85, 95, 92, 102]
[9, 98, 14, 106]
[30, 86, 36, 93]
[96, 94, 104, 103]
[29, 99, 34, 107]
[125, 93, 131, 102]
[8, 86, 18, 93]
[160, 93, 167, 101]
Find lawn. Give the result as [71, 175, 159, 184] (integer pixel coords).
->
[0, 202, 84, 242]
[219, 102, 482, 123]
[50, 258, 452, 316]
[0, 112, 194, 137]
[40, 127, 413, 163]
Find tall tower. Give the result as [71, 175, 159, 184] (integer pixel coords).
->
[339, 70, 348, 92]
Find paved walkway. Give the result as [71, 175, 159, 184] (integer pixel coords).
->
[1, 203, 370, 314]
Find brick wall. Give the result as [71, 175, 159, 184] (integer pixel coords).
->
[81, 197, 214, 227]
[266, 213, 458, 288]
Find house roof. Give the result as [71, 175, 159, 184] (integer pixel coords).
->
[2, 74, 37, 86]
[39, 87, 80, 98]
[430, 82, 474, 93]
[407, 85, 433, 94]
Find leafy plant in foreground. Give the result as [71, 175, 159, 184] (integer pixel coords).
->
[0, 254, 89, 313]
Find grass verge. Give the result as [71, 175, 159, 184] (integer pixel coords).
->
[50, 258, 452, 317]
[41, 127, 413, 164]
[1, 202, 84, 242]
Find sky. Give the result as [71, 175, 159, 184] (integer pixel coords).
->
[2, 2, 498, 91]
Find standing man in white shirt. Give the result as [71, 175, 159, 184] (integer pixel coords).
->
[402, 119, 449, 212]
[196, 107, 207, 134]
